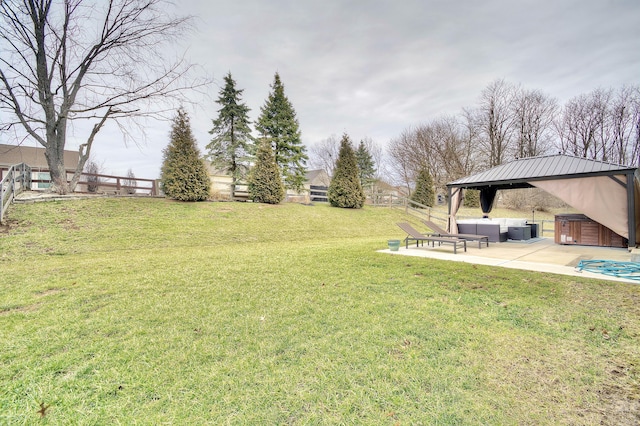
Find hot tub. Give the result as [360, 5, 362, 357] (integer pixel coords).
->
[555, 214, 626, 248]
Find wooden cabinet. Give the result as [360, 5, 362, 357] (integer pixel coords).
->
[555, 214, 626, 248]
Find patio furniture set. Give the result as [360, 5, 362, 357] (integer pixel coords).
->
[396, 218, 535, 255]
[457, 218, 537, 243]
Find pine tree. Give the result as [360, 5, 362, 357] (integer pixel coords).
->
[160, 108, 211, 201]
[355, 140, 376, 188]
[410, 168, 435, 207]
[255, 72, 308, 191]
[464, 189, 480, 207]
[248, 138, 285, 204]
[327, 134, 365, 209]
[207, 72, 254, 199]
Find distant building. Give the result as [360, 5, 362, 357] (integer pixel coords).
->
[368, 179, 409, 203]
[306, 169, 330, 202]
[0, 143, 80, 190]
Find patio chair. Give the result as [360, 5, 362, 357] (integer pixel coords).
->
[396, 222, 466, 254]
[421, 219, 489, 249]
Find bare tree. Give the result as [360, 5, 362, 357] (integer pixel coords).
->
[387, 118, 480, 196]
[476, 79, 516, 166]
[634, 87, 640, 165]
[430, 115, 480, 188]
[512, 88, 557, 158]
[608, 85, 640, 165]
[0, 0, 204, 193]
[387, 128, 418, 193]
[83, 159, 103, 193]
[308, 135, 340, 177]
[124, 168, 137, 194]
[555, 88, 612, 161]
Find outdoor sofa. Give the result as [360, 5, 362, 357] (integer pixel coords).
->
[456, 218, 532, 242]
[421, 219, 489, 249]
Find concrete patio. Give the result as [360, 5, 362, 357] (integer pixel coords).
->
[381, 237, 639, 284]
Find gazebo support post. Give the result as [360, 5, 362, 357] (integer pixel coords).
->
[447, 186, 452, 232]
[627, 173, 636, 249]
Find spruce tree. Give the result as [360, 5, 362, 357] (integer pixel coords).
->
[255, 73, 308, 191]
[355, 140, 376, 188]
[207, 72, 254, 199]
[160, 108, 211, 201]
[327, 134, 365, 209]
[410, 168, 435, 207]
[248, 138, 285, 204]
[464, 189, 480, 207]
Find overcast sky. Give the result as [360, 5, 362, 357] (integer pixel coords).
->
[8, 0, 640, 179]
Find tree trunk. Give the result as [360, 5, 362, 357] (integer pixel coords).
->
[44, 140, 69, 194]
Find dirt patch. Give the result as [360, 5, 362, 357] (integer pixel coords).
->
[585, 361, 640, 425]
[59, 218, 80, 230]
[593, 384, 640, 425]
[0, 219, 19, 234]
[34, 288, 63, 297]
[0, 303, 41, 316]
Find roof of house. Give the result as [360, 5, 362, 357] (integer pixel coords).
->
[305, 169, 331, 186]
[0, 143, 80, 171]
[447, 154, 637, 189]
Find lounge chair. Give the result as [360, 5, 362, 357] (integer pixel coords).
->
[396, 222, 466, 254]
[421, 219, 489, 249]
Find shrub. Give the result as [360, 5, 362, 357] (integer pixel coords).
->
[248, 139, 285, 204]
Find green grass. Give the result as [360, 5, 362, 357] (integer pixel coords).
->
[1, 198, 639, 424]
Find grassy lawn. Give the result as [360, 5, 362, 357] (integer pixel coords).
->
[1, 198, 639, 424]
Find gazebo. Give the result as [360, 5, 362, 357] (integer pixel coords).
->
[446, 154, 639, 248]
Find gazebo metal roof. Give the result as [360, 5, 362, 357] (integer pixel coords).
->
[447, 154, 636, 189]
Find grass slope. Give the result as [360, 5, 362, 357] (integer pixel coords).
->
[1, 198, 639, 425]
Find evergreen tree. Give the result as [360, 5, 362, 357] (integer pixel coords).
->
[327, 134, 366, 209]
[410, 168, 435, 207]
[355, 140, 376, 188]
[248, 138, 285, 204]
[160, 108, 211, 201]
[255, 73, 308, 191]
[207, 72, 254, 199]
[464, 189, 480, 207]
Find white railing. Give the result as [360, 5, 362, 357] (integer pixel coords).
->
[0, 163, 31, 224]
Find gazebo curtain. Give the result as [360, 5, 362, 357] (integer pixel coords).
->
[532, 175, 629, 239]
[447, 188, 463, 234]
[480, 187, 498, 214]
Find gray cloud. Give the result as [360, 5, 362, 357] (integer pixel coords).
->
[36, 0, 640, 178]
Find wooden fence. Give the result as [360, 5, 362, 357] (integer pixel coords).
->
[71, 172, 158, 196]
[0, 165, 158, 224]
[1, 163, 31, 224]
